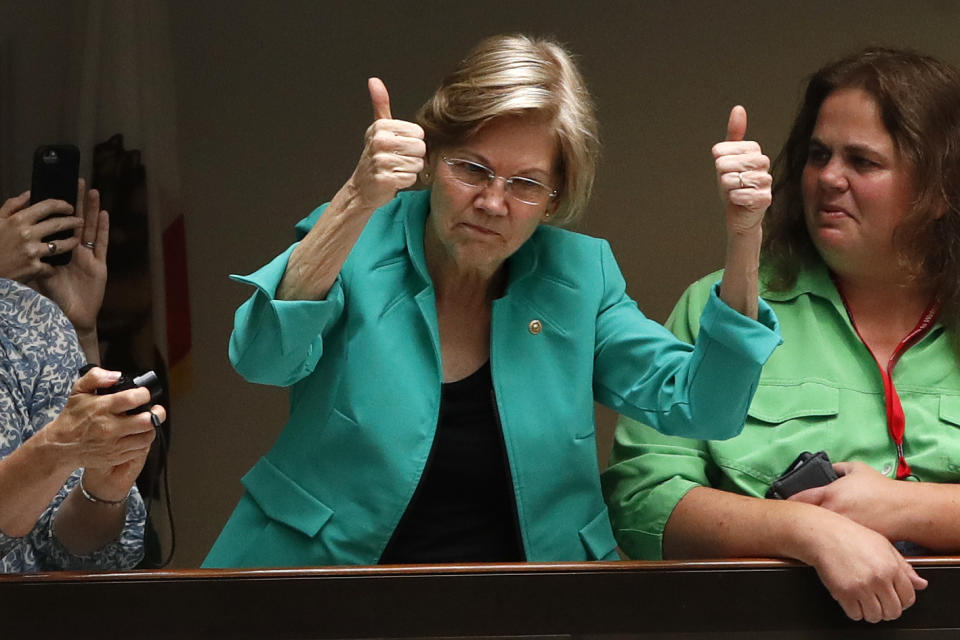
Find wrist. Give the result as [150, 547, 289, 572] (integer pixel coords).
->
[78, 470, 128, 507]
[725, 225, 763, 253]
[75, 323, 98, 339]
[79, 468, 131, 504]
[883, 480, 924, 541]
[773, 501, 842, 566]
[29, 423, 81, 479]
[76, 329, 101, 363]
[333, 177, 380, 218]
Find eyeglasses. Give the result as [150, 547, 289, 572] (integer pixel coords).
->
[441, 156, 557, 206]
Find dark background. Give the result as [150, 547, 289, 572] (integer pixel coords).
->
[2, 0, 958, 567]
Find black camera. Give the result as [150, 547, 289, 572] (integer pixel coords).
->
[95, 370, 162, 416]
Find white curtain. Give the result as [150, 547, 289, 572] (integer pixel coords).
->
[67, 0, 191, 385]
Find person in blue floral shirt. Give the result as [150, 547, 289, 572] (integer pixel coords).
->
[0, 183, 166, 571]
[0, 277, 165, 571]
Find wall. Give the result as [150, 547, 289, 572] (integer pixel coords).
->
[4, 0, 960, 567]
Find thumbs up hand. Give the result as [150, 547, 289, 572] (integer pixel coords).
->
[711, 105, 771, 233]
[348, 77, 426, 211]
[276, 78, 427, 302]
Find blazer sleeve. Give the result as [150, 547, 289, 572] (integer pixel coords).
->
[228, 206, 347, 387]
[592, 244, 781, 440]
[601, 274, 726, 560]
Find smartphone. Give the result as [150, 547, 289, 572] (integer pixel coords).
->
[30, 144, 80, 266]
[765, 450, 838, 499]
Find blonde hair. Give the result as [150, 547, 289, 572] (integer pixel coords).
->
[416, 34, 599, 226]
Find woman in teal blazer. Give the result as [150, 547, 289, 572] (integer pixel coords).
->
[204, 34, 780, 568]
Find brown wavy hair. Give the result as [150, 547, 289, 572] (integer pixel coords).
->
[415, 34, 599, 227]
[763, 47, 960, 328]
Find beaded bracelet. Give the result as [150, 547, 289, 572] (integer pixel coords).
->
[78, 471, 127, 507]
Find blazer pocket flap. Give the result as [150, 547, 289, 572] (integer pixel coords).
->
[940, 395, 960, 427]
[748, 383, 840, 424]
[241, 457, 333, 537]
[579, 505, 618, 560]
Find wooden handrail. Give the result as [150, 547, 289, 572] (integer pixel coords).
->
[3, 558, 958, 638]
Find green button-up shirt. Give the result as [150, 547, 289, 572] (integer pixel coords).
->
[603, 263, 960, 560]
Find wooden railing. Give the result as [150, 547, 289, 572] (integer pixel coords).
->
[3, 558, 959, 638]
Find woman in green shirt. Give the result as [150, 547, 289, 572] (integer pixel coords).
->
[605, 47, 960, 623]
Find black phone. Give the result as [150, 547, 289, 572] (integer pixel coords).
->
[78, 364, 164, 418]
[765, 450, 839, 499]
[30, 144, 80, 266]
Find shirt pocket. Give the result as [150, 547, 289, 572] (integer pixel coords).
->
[936, 395, 960, 477]
[939, 394, 960, 428]
[713, 383, 841, 489]
[747, 382, 841, 425]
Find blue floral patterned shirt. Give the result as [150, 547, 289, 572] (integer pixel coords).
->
[0, 278, 145, 572]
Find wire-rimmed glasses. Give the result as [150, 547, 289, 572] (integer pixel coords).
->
[441, 156, 557, 206]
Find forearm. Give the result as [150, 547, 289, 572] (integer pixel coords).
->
[277, 180, 376, 301]
[0, 436, 75, 537]
[881, 482, 960, 551]
[718, 225, 761, 320]
[664, 485, 833, 564]
[51, 484, 127, 555]
[75, 328, 100, 364]
[668, 485, 926, 622]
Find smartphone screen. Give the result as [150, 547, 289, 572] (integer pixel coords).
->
[31, 144, 80, 266]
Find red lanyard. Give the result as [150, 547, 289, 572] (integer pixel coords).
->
[835, 286, 939, 479]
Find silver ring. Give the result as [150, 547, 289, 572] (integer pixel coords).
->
[83, 241, 96, 249]
[738, 172, 746, 189]
[47, 241, 57, 255]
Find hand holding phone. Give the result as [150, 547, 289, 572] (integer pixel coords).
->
[30, 144, 80, 266]
[0, 192, 80, 281]
[95, 370, 163, 417]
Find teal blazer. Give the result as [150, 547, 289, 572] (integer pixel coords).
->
[204, 190, 780, 567]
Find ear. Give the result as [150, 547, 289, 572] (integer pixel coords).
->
[543, 197, 560, 221]
[421, 150, 436, 186]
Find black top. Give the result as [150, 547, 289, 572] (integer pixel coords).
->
[379, 361, 524, 564]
